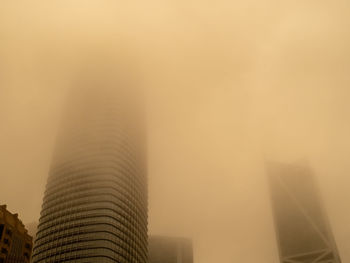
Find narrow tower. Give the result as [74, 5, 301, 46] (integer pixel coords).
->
[266, 161, 341, 263]
[32, 79, 148, 263]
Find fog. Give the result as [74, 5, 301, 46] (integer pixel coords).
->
[1, 1, 350, 262]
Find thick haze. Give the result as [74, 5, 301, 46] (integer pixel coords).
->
[1, 1, 350, 262]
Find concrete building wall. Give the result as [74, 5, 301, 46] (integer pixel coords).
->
[0, 205, 33, 263]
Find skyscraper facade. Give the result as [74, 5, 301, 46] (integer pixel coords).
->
[267, 161, 341, 263]
[148, 236, 193, 263]
[32, 84, 148, 263]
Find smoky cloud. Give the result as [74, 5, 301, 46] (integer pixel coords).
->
[1, 1, 350, 262]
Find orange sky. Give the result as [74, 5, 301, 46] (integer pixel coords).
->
[1, 1, 350, 262]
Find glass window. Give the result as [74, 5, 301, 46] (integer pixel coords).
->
[5, 229, 12, 237]
[0, 225, 3, 240]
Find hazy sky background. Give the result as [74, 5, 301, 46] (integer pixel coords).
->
[1, 1, 350, 262]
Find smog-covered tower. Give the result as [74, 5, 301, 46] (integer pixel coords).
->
[32, 82, 148, 263]
[267, 161, 341, 263]
[148, 236, 193, 263]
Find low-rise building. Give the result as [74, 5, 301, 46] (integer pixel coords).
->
[0, 205, 33, 263]
[149, 236, 193, 263]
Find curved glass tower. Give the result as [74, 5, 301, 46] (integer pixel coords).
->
[32, 84, 148, 263]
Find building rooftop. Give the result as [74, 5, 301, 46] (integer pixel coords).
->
[0, 205, 32, 241]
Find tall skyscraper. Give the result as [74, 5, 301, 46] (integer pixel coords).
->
[0, 205, 33, 263]
[148, 236, 193, 263]
[266, 161, 341, 263]
[32, 82, 148, 263]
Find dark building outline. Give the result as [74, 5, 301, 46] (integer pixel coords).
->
[266, 161, 341, 263]
[148, 235, 193, 263]
[0, 205, 33, 263]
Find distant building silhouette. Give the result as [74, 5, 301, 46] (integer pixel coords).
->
[0, 205, 33, 263]
[266, 161, 341, 263]
[32, 84, 148, 263]
[149, 236, 193, 263]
